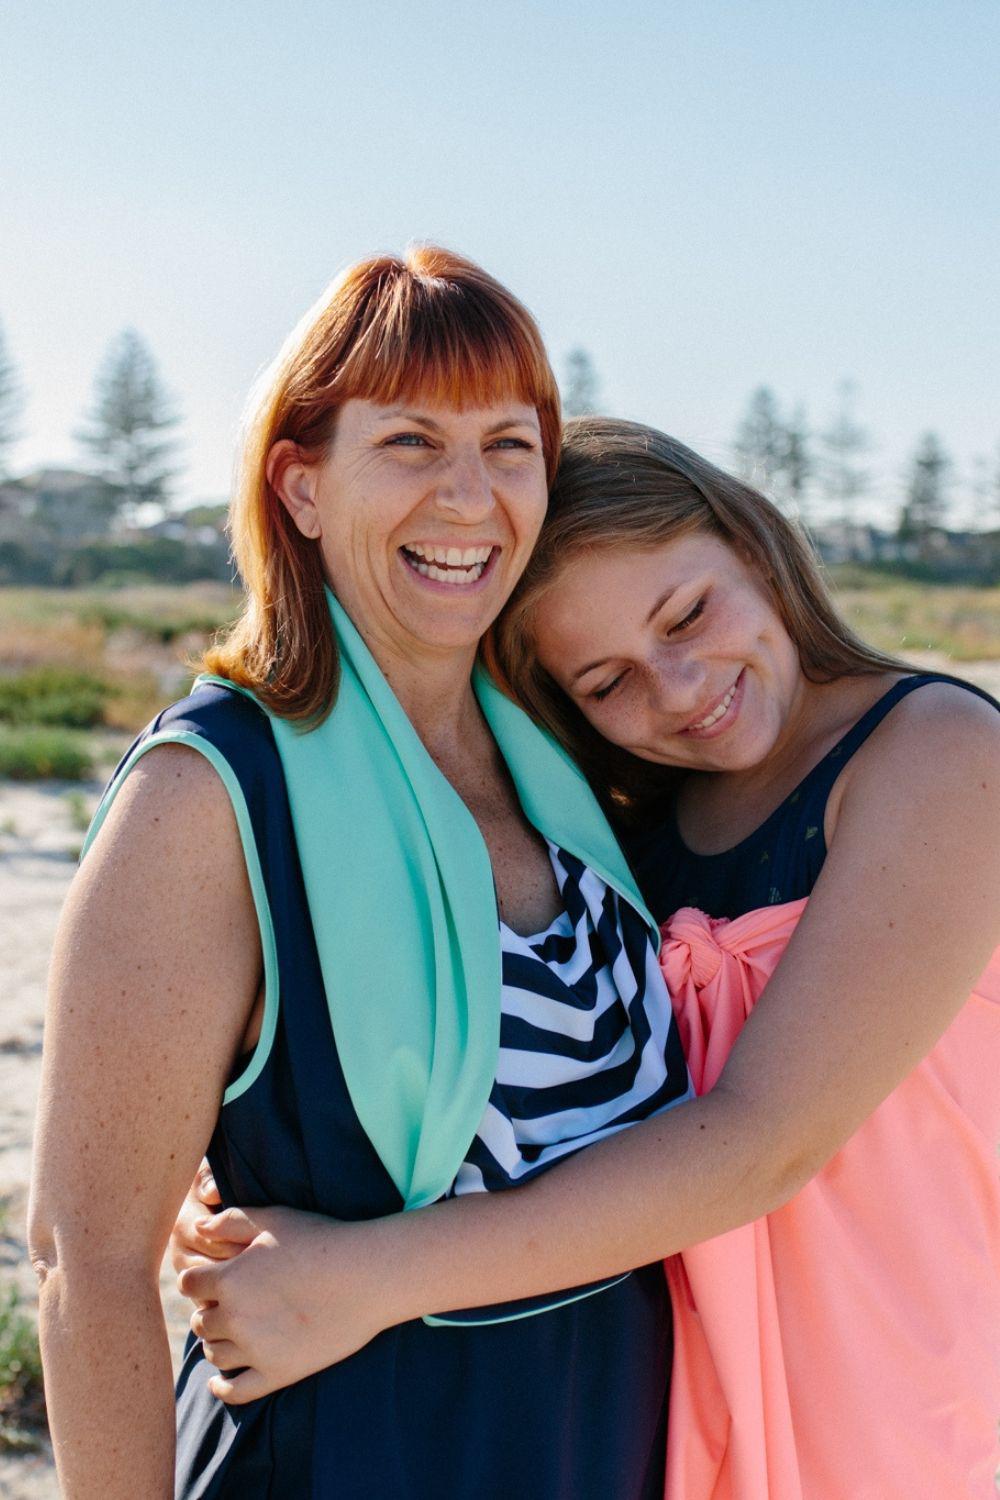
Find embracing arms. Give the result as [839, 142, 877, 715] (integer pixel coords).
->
[28, 746, 261, 1497]
[179, 684, 1000, 1400]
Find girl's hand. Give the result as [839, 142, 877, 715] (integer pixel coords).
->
[176, 1207, 397, 1404]
[169, 1159, 229, 1273]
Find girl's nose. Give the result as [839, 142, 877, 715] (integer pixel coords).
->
[647, 651, 708, 719]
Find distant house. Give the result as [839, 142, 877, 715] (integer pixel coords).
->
[0, 478, 34, 543]
[16, 467, 120, 544]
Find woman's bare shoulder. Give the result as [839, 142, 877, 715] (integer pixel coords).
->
[84, 739, 248, 880]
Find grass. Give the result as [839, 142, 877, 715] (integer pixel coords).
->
[0, 584, 241, 778]
[828, 569, 1000, 661]
[0, 665, 115, 729]
[0, 575, 997, 783]
[0, 727, 94, 781]
[0, 1283, 46, 1451]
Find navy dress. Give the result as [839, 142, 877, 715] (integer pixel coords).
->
[104, 684, 677, 1500]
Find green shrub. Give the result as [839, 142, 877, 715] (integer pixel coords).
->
[0, 666, 113, 729]
[0, 1283, 46, 1447]
[0, 727, 93, 780]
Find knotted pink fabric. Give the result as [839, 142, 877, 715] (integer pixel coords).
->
[659, 900, 1000, 1500]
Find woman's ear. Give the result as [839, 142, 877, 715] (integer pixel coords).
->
[267, 439, 323, 540]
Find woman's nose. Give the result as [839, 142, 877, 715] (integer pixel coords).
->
[434, 450, 495, 520]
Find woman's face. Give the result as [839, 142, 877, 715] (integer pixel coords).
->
[273, 397, 548, 663]
[531, 531, 805, 773]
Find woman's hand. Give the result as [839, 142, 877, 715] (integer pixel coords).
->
[169, 1159, 228, 1273]
[177, 1207, 399, 1404]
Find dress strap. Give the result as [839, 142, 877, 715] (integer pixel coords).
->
[802, 671, 1000, 797]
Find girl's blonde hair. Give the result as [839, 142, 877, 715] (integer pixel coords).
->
[484, 416, 910, 812]
[203, 245, 562, 721]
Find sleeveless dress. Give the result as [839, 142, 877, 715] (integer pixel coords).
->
[621, 673, 1000, 1499]
[97, 682, 690, 1500]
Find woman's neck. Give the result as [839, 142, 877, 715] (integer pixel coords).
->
[353, 617, 484, 761]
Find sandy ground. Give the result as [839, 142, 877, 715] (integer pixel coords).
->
[2, 655, 999, 1497]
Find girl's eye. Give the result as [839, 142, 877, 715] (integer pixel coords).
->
[592, 671, 627, 702]
[669, 598, 705, 634]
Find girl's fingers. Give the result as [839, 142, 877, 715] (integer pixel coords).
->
[200, 1338, 240, 1370]
[190, 1303, 224, 1341]
[196, 1206, 258, 1245]
[177, 1261, 220, 1304]
[195, 1158, 222, 1209]
[209, 1368, 271, 1405]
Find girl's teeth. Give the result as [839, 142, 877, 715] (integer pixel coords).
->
[691, 683, 737, 730]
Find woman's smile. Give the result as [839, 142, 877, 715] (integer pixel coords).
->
[398, 541, 500, 589]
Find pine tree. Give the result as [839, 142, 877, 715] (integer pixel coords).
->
[733, 387, 786, 494]
[562, 348, 600, 418]
[779, 405, 813, 524]
[969, 446, 1000, 529]
[76, 329, 181, 517]
[819, 380, 871, 530]
[898, 432, 952, 558]
[0, 318, 25, 479]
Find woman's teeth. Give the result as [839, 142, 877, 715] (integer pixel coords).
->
[402, 543, 493, 585]
[690, 681, 737, 731]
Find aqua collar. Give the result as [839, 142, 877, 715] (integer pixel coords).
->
[197, 588, 657, 1209]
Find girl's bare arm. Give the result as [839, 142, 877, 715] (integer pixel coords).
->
[28, 745, 261, 1497]
[383, 684, 1000, 1304]
[182, 685, 1000, 1401]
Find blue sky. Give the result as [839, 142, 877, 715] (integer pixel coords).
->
[3, 0, 998, 524]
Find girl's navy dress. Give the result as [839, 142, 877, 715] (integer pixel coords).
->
[110, 684, 676, 1500]
[621, 671, 1000, 920]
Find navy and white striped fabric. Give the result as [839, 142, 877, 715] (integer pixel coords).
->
[453, 842, 692, 1196]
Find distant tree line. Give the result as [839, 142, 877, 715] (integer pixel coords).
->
[561, 351, 1000, 575]
[1, 329, 998, 586]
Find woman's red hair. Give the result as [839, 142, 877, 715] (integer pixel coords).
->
[202, 245, 561, 722]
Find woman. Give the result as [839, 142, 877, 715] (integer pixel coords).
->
[175, 419, 1000, 1497]
[29, 256, 693, 1499]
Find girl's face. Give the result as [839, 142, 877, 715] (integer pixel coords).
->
[530, 530, 805, 773]
[272, 397, 549, 665]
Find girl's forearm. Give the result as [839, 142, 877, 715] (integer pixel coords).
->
[369, 1085, 809, 1323]
[38, 1261, 175, 1498]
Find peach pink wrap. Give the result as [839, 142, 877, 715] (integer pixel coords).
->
[659, 899, 1000, 1499]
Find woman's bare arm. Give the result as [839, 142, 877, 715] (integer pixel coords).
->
[28, 745, 261, 1497]
[182, 685, 1000, 1402]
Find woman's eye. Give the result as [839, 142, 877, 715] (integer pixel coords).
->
[592, 671, 626, 702]
[668, 598, 705, 635]
[490, 437, 533, 451]
[385, 433, 431, 448]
